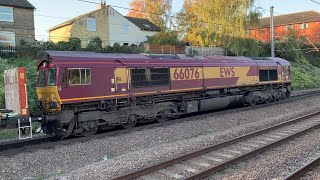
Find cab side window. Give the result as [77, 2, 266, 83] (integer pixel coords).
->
[69, 68, 91, 85]
[47, 68, 57, 86]
[62, 69, 67, 84]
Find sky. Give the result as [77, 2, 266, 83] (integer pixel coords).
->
[28, 0, 320, 41]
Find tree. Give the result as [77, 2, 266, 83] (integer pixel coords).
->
[127, 0, 173, 30]
[176, 0, 258, 47]
[86, 37, 103, 52]
[127, 0, 145, 18]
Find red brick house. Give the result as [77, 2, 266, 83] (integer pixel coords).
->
[249, 11, 320, 44]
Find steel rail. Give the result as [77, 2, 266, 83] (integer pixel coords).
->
[0, 90, 319, 156]
[186, 119, 320, 180]
[114, 111, 320, 180]
[0, 136, 55, 152]
[284, 156, 320, 180]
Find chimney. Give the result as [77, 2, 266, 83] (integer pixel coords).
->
[98, 0, 106, 9]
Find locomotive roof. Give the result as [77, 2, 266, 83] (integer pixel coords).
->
[42, 51, 290, 67]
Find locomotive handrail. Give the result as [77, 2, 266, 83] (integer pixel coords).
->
[195, 57, 205, 89]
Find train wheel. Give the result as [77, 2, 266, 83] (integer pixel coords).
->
[265, 96, 273, 104]
[80, 121, 98, 137]
[286, 91, 291, 98]
[121, 115, 137, 129]
[249, 98, 257, 106]
[155, 110, 170, 123]
[81, 128, 98, 137]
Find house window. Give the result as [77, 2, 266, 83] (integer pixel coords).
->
[69, 68, 91, 85]
[87, 18, 96, 32]
[285, 25, 294, 31]
[0, 6, 13, 22]
[143, 24, 151, 28]
[0, 31, 15, 46]
[122, 23, 129, 33]
[299, 23, 309, 30]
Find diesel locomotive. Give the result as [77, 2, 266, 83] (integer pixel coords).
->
[36, 51, 292, 137]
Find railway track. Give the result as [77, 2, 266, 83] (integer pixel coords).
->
[284, 156, 320, 180]
[114, 111, 320, 180]
[0, 90, 319, 156]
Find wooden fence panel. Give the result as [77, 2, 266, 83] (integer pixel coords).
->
[149, 44, 185, 54]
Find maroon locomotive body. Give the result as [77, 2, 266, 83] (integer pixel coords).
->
[36, 51, 291, 137]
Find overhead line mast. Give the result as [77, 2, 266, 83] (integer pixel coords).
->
[270, 6, 275, 58]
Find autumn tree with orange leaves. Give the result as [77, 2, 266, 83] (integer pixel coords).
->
[127, 0, 145, 18]
[176, 0, 259, 47]
[127, 0, 172, 30]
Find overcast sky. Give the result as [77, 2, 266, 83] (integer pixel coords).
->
[28, 0, 320, 41]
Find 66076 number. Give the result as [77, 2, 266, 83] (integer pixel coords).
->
[173, 68, 200, 80]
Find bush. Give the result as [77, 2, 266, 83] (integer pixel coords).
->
[147, 31, 185, 46]
[87, 37, 103, 52]
[227, 37, 269, 57]
[13, 37, 146, 59]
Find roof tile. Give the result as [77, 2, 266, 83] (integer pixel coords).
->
[0, 0, 35, 9]
[259, 11, 320, 27]
[125, 16, 161, 31]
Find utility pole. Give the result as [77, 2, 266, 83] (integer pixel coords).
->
[270, 6, 275, 57]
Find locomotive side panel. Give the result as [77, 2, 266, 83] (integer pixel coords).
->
[168, 67, 204, 93]
[204, 66, 259, 89]
[59, 66, 115, 104]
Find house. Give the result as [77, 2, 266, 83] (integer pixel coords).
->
[249, 11, 320, 44]
[48, 2, 161, 47]
[0, 0, 35, 46]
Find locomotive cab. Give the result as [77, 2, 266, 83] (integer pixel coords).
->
[36, 61, 61, 113]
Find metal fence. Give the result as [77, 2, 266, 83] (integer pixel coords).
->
[0, 46, 17, 58]
[185, 46, 226, 56]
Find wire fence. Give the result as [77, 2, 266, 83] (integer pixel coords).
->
[0, 46, 17, 58]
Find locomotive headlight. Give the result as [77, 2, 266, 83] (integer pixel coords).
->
[49, 102, 57, 109]
[51, 94, 56, 101]
[37, 101, 43, 108]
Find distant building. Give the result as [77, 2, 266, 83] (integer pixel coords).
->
[249, 11, 320, 44]
[48, 2, 161, 47]
[0, 0, 35, 46]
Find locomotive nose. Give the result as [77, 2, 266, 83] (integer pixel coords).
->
[36, 86, 61, 112]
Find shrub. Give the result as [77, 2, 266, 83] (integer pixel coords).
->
[147, 31, 185, 46]
[87, 37, 103, 52]
[227, 37, 269, 57]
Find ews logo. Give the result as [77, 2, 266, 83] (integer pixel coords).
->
[220, 67, 235, 77]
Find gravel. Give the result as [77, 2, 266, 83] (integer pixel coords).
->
[301, 163, 320, 180]
[207, 128, 320, 180]
[1, 94, 320, 179]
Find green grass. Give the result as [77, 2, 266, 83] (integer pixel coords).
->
[0, 122, 42, 139]
[0, 129, 18, 139]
